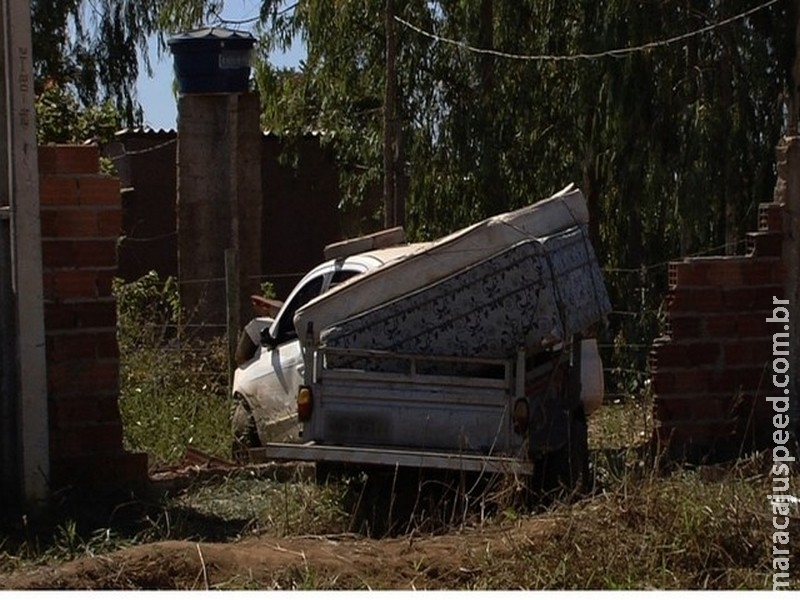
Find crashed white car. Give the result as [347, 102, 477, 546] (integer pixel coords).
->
[231, 223, 605, 457]
[231, 240, 424, 453]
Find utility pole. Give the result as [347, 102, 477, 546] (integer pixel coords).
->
[0, 0, 49, 511]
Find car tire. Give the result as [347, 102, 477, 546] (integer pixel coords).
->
[231, 399, 260, 463]
[529, 405, 591, 505]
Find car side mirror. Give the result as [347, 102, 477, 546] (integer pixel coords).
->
[260, 328, 277, 349]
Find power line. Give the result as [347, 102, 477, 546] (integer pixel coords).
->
[395, 0, 779, 62]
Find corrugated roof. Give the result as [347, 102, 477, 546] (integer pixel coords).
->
[115, 127, 329, 140]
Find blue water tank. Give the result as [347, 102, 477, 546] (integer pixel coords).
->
[168, 28, 256, 94]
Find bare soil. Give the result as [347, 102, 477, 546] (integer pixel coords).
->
[0, 516, 559, 590]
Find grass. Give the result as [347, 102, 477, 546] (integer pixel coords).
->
[114, 273, 233, 468]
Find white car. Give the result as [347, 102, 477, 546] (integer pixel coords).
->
[231, 243, 424, 453]
[230, 234, 605, 457]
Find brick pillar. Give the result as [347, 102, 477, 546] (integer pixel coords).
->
[39, 145, 147, 490]
[651, 202, 786, 462]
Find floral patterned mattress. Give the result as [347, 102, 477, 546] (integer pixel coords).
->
[294, 185, 591, 345]
[320, 223, 610, 364]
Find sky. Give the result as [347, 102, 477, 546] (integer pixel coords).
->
[136, 1, 304, 131]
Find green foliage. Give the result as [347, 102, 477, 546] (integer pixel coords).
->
[34, 83, 122, 147]
[260, 280, 277, 300]
[113, 272, 231, 468]
[31, 0, 164, 124]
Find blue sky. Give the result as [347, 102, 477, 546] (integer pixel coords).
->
[136, 1, 304, 130]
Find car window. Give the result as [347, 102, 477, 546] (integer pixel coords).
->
[329, 268, 361, 287]
[273, 276, 323, 345]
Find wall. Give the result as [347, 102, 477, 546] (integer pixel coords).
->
[39, 145, 148, 490]
[650, 201, 787, 462]
[104, 130, 177, 283]
[107, 130, 347, 305]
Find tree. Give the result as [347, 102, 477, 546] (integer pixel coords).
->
[34, 82, 121, 145]
[31, 0, 165, 125]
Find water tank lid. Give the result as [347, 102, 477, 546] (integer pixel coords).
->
[168, 27, 256, 47]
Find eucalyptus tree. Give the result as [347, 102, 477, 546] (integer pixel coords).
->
[31, 0, 165, 124]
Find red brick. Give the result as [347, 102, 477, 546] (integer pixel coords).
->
[51, 452, 148, 488]
[686, 342, 721, 365]
[44, 302, 76, 329]
[44, 300, 117, 330]
[651, 342, 689, 368]
[657, 397, 726, 422]
[47, 359, 119, 397]
[51, 423, 124, 457]
[50, 395, 122, 427]
[704, 259, 742, 286]
[78, 360, 119, 391]
[673, 261, 709, 286]
[722, 288, 757, 310]
[758, 203, 784, 233]
[43, 209, 99, 238]
[652, 370, 675, 395]
[96, 271, 116, 297]
[97, 209, 122, 236]
[708, 367, 767, 394]
[41, 240, 75, 269]
[723, 342, 753, 366]
[735, 312, 772, 338]
[74, 240, 118, 268]
[740, 259, 781, 286]
[78, 176, 120, 206]
[749, 338, 772, 365]
[39, 211, 58, 238]
[75, 301, 117, 328]
[96, 331, 119, 359]
[672, 369, 711, 393]
[746, 231, 783, 258]
[686, 288, 725, 313]
[39, 176, 79, 206]
[46, 332, 98, 363]
[705, 314, 737, 337]
[38, 145, 100, 175]
[668, 316, 702, 339]
[52, 270, 97, 298]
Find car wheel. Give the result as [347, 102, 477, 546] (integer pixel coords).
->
[231, 399, 260, 463]
[529, 405, 591, 505]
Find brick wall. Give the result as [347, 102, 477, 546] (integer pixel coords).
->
[39, 145, 148, 491]
[651, 202, 786, 462]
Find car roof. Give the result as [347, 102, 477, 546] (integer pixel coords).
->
[345, 242, 430, 267]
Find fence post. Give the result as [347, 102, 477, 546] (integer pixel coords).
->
[225, 248, 240, 387]
[2, 0, 49, 511]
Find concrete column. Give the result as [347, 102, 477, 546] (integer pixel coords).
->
[176, 92, 262, 336]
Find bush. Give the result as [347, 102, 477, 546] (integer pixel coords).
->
[114, 272, 232, 469]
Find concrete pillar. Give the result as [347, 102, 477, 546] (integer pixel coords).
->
[176, 92, 262, 336]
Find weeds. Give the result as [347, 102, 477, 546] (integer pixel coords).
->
[114, 273, 232, 468]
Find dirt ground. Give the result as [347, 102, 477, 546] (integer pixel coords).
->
[0, 515, 559, 590]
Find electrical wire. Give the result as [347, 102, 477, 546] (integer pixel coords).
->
[395, 0, 780, 62]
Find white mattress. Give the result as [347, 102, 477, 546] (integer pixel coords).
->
[293, 185, 590, 345]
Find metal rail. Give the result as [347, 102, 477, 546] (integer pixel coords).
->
[250, 442, 533, 476]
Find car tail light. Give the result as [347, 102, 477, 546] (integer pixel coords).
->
[297, 386, 313, 422]
[512, 397, 529, 436]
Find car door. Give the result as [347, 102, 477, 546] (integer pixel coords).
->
[233, 264, 365, 441]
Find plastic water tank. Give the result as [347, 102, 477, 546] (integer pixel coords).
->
[168, 27, 256, 94]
